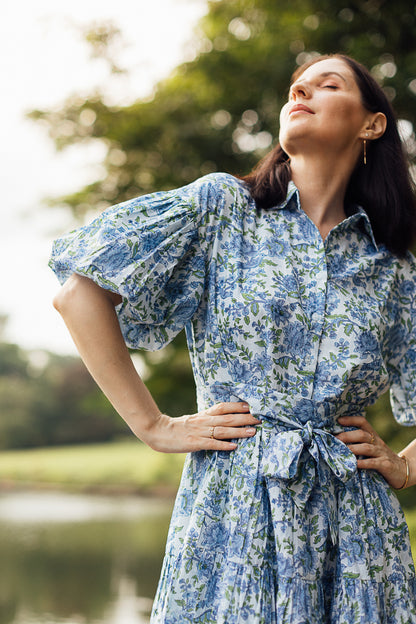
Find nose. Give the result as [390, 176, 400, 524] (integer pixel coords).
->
[289, 80, 311, 100]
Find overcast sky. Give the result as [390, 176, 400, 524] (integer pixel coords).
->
[2, 0, 207, 355]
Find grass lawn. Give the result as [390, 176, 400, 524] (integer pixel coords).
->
[0, 439, 185, 496]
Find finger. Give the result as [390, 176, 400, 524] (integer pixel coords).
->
[337, 415, 372, 431]
[356, 457, 382, 470]
[355, 456, 407, 489]
[205, 401, 250, 415]
[210, 413, 262, 427]
[206, 440, 239, 452]
[336, 429, 375, 445]
[344, 442, 380, 457]
[211, 426, 258, 440]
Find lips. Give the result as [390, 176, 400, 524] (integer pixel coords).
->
[289, 103, 314, 115]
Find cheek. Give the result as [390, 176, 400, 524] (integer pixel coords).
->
[279, 105, 288, 127]
[324, 99, 365, 129]
[278, 105, 290, 139]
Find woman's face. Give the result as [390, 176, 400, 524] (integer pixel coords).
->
[279, 58, 370, 158]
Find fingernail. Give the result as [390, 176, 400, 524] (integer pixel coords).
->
[241, 403, 249, 408]
[246, 428, 256, 434]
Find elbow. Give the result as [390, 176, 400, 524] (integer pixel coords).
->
[52, 273, 87, 316]
[53, 289, 66, 314]
[53, 279, 76, 316]
[52, 292, 59, 312]
[52, 273, 122, 317]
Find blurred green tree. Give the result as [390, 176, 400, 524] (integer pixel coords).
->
[0, 342, 130, 449]
[29, 0, 416, 217]
[27, 0, 416, 505]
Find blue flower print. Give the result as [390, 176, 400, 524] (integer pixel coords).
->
[96, 242, 132, 277]
[271, 299, 291, 325]
[138, 231, 166, 254]
[283, 321, 312, 358]
[400, 279, 415, 297]
[356, 331, 380, 357]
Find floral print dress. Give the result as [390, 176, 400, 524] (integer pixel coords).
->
[49, 173, 416, 623]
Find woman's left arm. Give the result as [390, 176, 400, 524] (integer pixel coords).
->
[336, 416, 416, 489]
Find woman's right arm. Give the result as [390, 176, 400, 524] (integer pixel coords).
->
[53, 274, 260, 453]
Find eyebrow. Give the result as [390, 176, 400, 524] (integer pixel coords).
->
[318, 71, 349, 84]
[291, 70, 350, 90]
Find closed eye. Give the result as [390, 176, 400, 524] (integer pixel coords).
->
[323, 85, 339, 90]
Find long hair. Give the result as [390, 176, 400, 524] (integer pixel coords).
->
[241, 54, 416, 257]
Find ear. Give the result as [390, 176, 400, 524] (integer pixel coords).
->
[360, 112, 387, 141]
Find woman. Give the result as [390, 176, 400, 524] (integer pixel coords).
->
[50, 54, 416, 623]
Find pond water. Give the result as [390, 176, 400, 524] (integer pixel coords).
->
[0, 491, 174, 624]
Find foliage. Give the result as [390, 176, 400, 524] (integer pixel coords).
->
[0, 333, 197, 448]
[28, 0, 416, 217]
[0, 343, 130, 449]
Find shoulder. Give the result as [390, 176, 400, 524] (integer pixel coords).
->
[187, 172, 252, 202]
[383, 249, 416, 287]
[400, 249, 416, 271]
[179, 173, 254, 225]
[393, 250, 416, 299]
[95, 173, 254, 239]
[370, 244, 416, 281]
[102, 173, 249, 220]
[192, 171, 248, 189]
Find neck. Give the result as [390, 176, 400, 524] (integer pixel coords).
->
[290, 154, 355, 240]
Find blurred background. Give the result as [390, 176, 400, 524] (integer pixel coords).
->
[2, 0, 416, 622]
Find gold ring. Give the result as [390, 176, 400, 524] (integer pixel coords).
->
[210, 426, 215, 439]
[370, 432, 375, 445]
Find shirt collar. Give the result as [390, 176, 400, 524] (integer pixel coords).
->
[345, 204, 378, 251]
[277, 181, 379, 252]
[278, 180, 300, 210]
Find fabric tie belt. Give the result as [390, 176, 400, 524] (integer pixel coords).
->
[211, 382, 359, 543]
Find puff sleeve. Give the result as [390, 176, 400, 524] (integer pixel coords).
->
[384, 253, 416, 426]
[49, 174, 220, 351]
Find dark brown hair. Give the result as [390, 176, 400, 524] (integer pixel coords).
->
[241, 54, 416, 257]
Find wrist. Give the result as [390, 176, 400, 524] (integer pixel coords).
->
[132, 412, 170, 449]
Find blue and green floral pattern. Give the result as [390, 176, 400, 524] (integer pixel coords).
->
[50, 173, 416, 623]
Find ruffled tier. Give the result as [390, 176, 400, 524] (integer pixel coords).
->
[152, 550, 416, 624]
[150, 449, 416, 624]
[152, 550, 416, 623]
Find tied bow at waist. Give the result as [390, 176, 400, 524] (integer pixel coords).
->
[211, 382, 360, 543]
